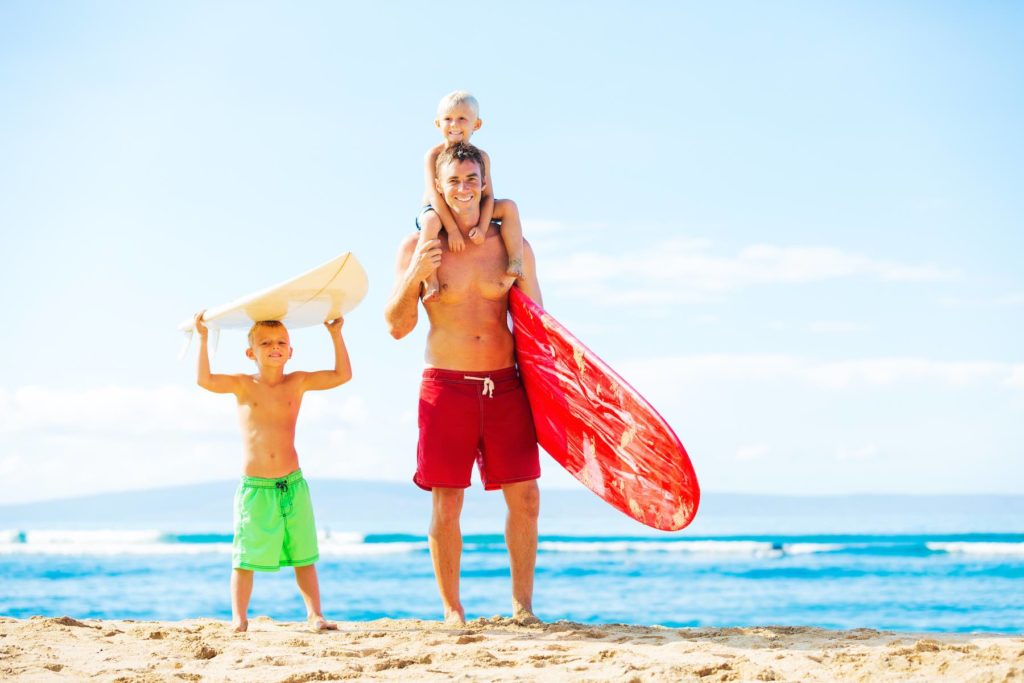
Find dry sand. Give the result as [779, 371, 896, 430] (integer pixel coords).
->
[1, 615, 1022, 682]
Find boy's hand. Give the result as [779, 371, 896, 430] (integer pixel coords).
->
[467, 225, 486, 245]
[324, 317, 344, 334]
[194, 311, 208, 337]
[447, 226, 466, 253]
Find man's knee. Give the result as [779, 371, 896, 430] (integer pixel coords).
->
[506, 481, 540, 520]
[431, 488, 465, 525]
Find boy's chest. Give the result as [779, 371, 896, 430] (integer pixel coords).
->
[239, 382, 302, 420]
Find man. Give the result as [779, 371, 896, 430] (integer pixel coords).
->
[385, 142, 542, 626]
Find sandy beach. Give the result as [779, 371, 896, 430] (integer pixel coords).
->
[2, 616, 1021, 682]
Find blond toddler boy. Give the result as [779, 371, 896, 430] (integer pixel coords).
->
[416, 90, 525, 301]
[194, 313, 352, 632]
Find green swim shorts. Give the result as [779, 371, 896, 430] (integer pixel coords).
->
[232, 469, 319, 572]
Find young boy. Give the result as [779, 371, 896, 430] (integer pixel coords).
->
[416, 90, 525, 301]
[194, 313, 352, 632]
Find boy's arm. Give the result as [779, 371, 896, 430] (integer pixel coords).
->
[299, 318, 353, 391]
[424, 149, 463, 241]
[513, 240, 543, 307]
[194, 313, 243, 394]
[385, 234, 441, 339]
[477, 150, 495, 231]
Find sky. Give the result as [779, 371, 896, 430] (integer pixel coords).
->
[1, 2, 1022, 504]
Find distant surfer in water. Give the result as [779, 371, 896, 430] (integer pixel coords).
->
[385, 142, 543, 626]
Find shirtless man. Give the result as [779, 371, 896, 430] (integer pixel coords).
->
[385, 142, 543, 625]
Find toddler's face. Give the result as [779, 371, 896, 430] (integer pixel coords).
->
[436, 103, 481, 144]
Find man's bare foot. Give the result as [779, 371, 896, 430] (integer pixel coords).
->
[232, 619, 248, 633]
[512, 608, 542, 626]
[308, 615, 338, 631]
[506, 257, 524, 279]
[443, 608, 466, 626]
[467, 227, 485, 245]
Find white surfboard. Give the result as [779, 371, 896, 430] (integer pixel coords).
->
[179, 252, 369, 333]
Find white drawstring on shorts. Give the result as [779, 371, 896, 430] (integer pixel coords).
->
[464, 375, 495, 398]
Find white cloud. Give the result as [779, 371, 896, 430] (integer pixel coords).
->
[535, 227, 957, 304]
[620, 355, 1022, 390]
[0, 385, 372, 436]
[0, 385, 232, 436]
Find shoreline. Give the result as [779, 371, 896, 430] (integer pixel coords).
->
[2, 616, 1021, 681]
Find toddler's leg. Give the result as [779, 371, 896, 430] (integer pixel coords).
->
[295, 564, 337, 631]
[417, 210, 443, 302]
[231, 568, 254, 632]
[494, 199, 525, 278]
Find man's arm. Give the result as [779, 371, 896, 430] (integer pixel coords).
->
[514, 240, 542, 307]
[385, 234, 442, 339]
[194, 312, 243, 394]
[299, 318, 353, 391]
[424, 148, 464, 249]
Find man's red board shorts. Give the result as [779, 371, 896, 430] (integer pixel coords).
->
[415, 366, 540, 491]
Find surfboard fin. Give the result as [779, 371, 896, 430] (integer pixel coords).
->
[177, 330, 193, 360]
[177, 326, 219, 359]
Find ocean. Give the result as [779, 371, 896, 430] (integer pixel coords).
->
[2, 481, 1022, 633]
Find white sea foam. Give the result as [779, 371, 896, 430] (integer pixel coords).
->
[927, 542, 1024, 556]
[0, 542, 232, 556]
[24, 530, 166, 545]
[538, 540, 781, 556]
[318, 540, 428, 556]
[783, 543, 846, 555]
[0, 529, 24, 544]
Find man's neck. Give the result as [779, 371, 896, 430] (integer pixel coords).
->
[451, 206, 481, 233]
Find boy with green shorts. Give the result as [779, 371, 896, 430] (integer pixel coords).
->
[194, 312, 352, 632]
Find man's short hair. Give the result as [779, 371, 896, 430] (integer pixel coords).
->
[437, 90, 479, 118]
[247, 320, 286, 347]
[435, 142, 485, 180]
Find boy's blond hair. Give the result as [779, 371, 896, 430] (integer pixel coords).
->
[247, 320, 286, 347]
[437, 90, 479, 118]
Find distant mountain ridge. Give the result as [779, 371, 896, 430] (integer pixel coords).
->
[2, 480, 1021, 535]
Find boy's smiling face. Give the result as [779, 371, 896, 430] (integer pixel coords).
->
[436, 102, 481, 145]
[246, 325, 292, 367]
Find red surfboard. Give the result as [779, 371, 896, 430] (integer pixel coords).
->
[509, 287, 699, 531]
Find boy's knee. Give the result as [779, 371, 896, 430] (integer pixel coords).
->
[495, 198, 519, 217]
[419, 209, 442, 236]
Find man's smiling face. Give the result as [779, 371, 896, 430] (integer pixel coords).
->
[435, 158, 485, 215]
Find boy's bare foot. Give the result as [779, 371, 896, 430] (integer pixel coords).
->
[506, 257, 524, 279]
[308, 615, 338, 631]
[444, 608, 466, 626]
[422, 277, 441, 303]
[232, 619, 248, 633]
[467, 227, 485, 245]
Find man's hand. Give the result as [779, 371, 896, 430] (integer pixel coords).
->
[410, 238, 443, 282]
[194, 311, 208, 337]
[447, 227, 466, 253]
[324, 317, 344, 334]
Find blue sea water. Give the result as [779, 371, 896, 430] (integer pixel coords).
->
[2, 529, 1023, 633]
